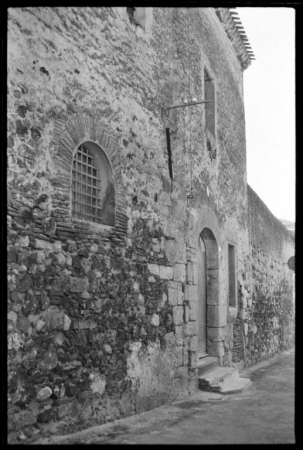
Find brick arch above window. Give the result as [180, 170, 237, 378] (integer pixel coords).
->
[51, 113, 127, 244]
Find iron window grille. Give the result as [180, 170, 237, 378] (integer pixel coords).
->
[72, 144, 103, 224]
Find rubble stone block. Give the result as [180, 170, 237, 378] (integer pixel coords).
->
[35, 239, 61, 253]
[174, 325, 184, 346]
[16, 235, 29, 247]
[63, 314, 71, 331]
[172, 306, 184, 325]
[32, 273, 45, 290]
[65, 383, 77, 397]
[37, 407, 53, 423]
[56, 400, 76, 419]
[37, 387, 53, 402]
[159, 265, 174, 280]
[78, 247, 89, 258]
[150, 314, 160, 327]
[147, 263, 159, 276]
[70, 277, 89, 293]
[90, 243, 99, 253]
[8, 332, 24, 351]
[17, 273, 32, 292]
[168, 287, 178, 306]
[164, 331, 175, 348]
[11, 410, 38, 431]
[90, 374, 106, 395]
[81, 258, 92, 273]
[17, 315, 31, 333]
[104, 344, 112, 354]
[43, 217, 57, 236]
[48, 311, 68, 331]
[8, 247, 18, 262]
[53, 276, 70, 293]
[160, 292, 167, 307]
[56, 252, 66, 266]
[174, 263, 186, 283]
[52, 241, 62, 253]
[38, 349, 58, 372]
[54, 331, 64, 346]
[8, 311, 18, 324]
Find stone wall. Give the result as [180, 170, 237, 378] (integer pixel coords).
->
[233, 186, 295, 367]
[7, 6, 294, 444]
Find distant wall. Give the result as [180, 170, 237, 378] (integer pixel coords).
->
[233, 186, 295, 366]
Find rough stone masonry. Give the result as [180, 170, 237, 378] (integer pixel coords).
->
[7, 7, 295, 444]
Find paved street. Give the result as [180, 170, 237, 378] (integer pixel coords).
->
[38, 348, 295, 445]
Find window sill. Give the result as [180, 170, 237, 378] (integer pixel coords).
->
[72, 217, 115, 232]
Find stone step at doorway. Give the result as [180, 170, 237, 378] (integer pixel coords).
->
[197, 356, 220, 377]
[198, 365, 252, 395]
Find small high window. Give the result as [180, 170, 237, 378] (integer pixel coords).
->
[228, 244, 236, 307]
[204, 69, 216, 160]
[71, 142, 115, 226]
[204, 69, 215, 135]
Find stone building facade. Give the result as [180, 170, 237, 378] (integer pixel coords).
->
[7, 7, 295, 443]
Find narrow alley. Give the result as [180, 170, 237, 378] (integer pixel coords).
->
[7, 8, 295, 444]
[37, 348, 295, 445]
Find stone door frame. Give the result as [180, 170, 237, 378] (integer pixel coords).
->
[199, 227, 220, 356]
[187, 206, 226, 362]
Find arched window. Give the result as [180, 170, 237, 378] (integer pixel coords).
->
[71, 141, 115, 226]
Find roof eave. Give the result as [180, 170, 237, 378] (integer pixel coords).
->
[214, 7, 255, 71]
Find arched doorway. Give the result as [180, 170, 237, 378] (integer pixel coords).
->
[197, 228, 219, 358]
[197, 236, 207, 356]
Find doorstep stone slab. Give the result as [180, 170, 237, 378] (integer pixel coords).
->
[197, 356, 219, 377]
[198, 365, 252, 395]
[198, 367, 240, 391]
[220, 377, 252, 395]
